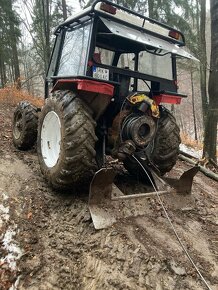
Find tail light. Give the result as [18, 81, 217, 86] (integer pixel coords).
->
[100, 2, 116, 15]
[169, 30, 183, 42]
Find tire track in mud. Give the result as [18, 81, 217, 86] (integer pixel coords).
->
[17, 152, 218, 290]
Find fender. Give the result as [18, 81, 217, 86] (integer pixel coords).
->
[51, 78, 114, 96]
[51, 78, 114, 120]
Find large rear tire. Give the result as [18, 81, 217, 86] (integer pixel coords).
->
[151, 108, 181, 173]
[124, 108, 181, 177]
[12, 101, 38, 150]
[37, 90, 98, 189]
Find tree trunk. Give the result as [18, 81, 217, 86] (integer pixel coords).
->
[203, 0, 218, 160]
[41, 0, 51, 72]
[190, 69, 198, 140]
[148, 0, 155, 18]
[8, 0, 21, 89]
[0, 57, 7, 87]
[62, 0, 67, 20]
[199, 0, 208, 125]
[203, 110, 217, 159]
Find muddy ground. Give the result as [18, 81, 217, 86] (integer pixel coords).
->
[0, 101, 217, 290]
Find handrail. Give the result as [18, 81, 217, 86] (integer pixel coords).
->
[91, 0, 185, 44]
[55, 0, 185, 46]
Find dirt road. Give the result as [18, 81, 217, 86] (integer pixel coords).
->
[0, 101, 218, 290]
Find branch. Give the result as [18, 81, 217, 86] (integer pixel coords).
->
[179, 154, 218, 182]
[209, 158, 218, 170]
[179, 150, 199, 160]
[21, 73, 44, 87]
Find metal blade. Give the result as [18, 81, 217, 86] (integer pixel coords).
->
[88, 165, 199, 230]
[164, 165, 200, 194]
[89, 168, 166, 229]
[89, 168, 117, 229]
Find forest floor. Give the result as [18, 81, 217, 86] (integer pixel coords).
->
[0, 98, 218, 290]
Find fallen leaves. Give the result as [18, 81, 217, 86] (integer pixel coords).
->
[27, 212, 32, 220]
[0, 86, 43, 107]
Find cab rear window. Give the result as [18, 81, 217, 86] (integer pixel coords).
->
[57, 22, 91, 76]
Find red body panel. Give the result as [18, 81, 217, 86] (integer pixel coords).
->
[52, 79, 114, 96]
[153, 94, 182, 105]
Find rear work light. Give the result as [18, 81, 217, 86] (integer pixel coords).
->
[100, 2, 116, 15]
[169, 30, 183, 42]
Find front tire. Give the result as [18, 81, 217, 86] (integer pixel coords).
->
[37, 90, 98, 189]
[12, 101, 38, 150]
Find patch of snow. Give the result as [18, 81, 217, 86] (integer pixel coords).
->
[180, 143, 202, 159]
[2, 192, 9, 200]
[9, 275, 21, 290]
[1, 225, 23, 270]
[0, 204, 10, 222]
[0, 192, 10, 225]
[0, 191, 23, 278]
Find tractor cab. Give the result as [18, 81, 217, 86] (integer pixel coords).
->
[46, 0, 196, 107]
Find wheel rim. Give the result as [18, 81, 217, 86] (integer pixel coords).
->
[13, 111, 23, 139]
[41, 111, 61, 168]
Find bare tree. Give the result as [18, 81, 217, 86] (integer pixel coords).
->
[0, 0, 21, 88]
[203, 0, 218, 161]
[62, 0, 67, 20]
[198, 0, 208, 125]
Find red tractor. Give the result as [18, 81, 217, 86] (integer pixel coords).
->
[13, 0, 197, 192]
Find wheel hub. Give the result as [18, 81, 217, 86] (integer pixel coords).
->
[41, 111, 61, 168]
[13, 112, 23, 139]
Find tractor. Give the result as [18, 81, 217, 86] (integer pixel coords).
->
[12, 1, 198, 227]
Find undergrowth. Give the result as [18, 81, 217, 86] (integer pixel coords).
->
[0, 86, 44, 107]
[180, 132, 203, 151]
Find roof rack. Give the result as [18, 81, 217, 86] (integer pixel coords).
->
[92, 0, 185, 45]
[55, 0, 185, 47]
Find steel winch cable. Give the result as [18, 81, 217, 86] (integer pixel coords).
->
[132, 154, 213, 290]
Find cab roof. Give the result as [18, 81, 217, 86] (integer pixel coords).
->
[56, 1, 185, 45]
[55, 0, 198, 61]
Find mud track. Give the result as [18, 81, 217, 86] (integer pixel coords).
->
[0, 102, 218, 290]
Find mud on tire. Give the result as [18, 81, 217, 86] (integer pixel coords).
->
[12, 101, 38, 150]
[150, 108, 181, 174]
[37, 90, 98, 189]
[124, 108, 181, 177]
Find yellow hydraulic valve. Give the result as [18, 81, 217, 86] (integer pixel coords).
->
[128, 94, 160, 118]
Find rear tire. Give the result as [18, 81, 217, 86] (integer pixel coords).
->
[151, 108, 181, 173]
[124, 108, 180, 177]
[37, 90, 98, 189]
[12, 101, 38, 150]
